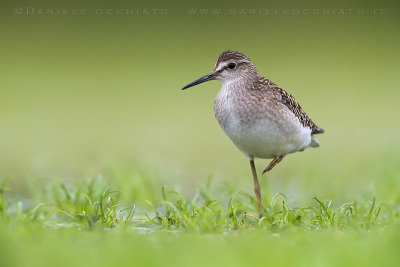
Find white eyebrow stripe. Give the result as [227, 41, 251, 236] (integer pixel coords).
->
[215, 62, 228, 72]
[215, 59, 247, 72]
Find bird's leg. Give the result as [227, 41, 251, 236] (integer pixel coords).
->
[250, 159, 263, 218]
[262, 156, 284, 174]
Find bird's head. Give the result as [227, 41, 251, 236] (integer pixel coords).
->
[182, 50, 258, 90]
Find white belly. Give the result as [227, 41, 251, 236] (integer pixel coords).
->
[214, 83, 313, 159]
[220, 114, 312, 159]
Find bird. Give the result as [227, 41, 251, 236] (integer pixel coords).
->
[182, 50, 324, 218]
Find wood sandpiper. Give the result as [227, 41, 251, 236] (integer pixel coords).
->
[182, 50, 324, 218]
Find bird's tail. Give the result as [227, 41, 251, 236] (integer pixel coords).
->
[310, 136, 320, 147]
[312, 127, 324, 135]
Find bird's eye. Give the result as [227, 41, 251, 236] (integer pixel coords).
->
[227, 62, 236, 69]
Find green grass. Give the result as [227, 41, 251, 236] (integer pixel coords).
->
[1, 0, 399, 266]
[1, 176, 399, 267]
[1, 177, 396, 232]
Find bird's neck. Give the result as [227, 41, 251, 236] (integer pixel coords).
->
[221, 73, 259, 91]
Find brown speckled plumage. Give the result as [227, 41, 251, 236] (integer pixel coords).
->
[216, 50, 250, 65]
[256, 76, 324, 135]
[182, 50, 324, 218]
[213, 50, 324, 139]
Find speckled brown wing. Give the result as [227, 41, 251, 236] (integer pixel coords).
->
[257, 77, 324, 135]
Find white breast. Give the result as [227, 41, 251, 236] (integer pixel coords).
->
[214, 85, 312, 159]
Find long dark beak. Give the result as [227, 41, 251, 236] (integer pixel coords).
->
[182, 73, 215, 90]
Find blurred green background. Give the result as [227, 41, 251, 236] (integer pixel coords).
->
[0, 0, 399, 203]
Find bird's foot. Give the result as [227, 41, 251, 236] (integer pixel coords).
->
[262, 157, 284, 175]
